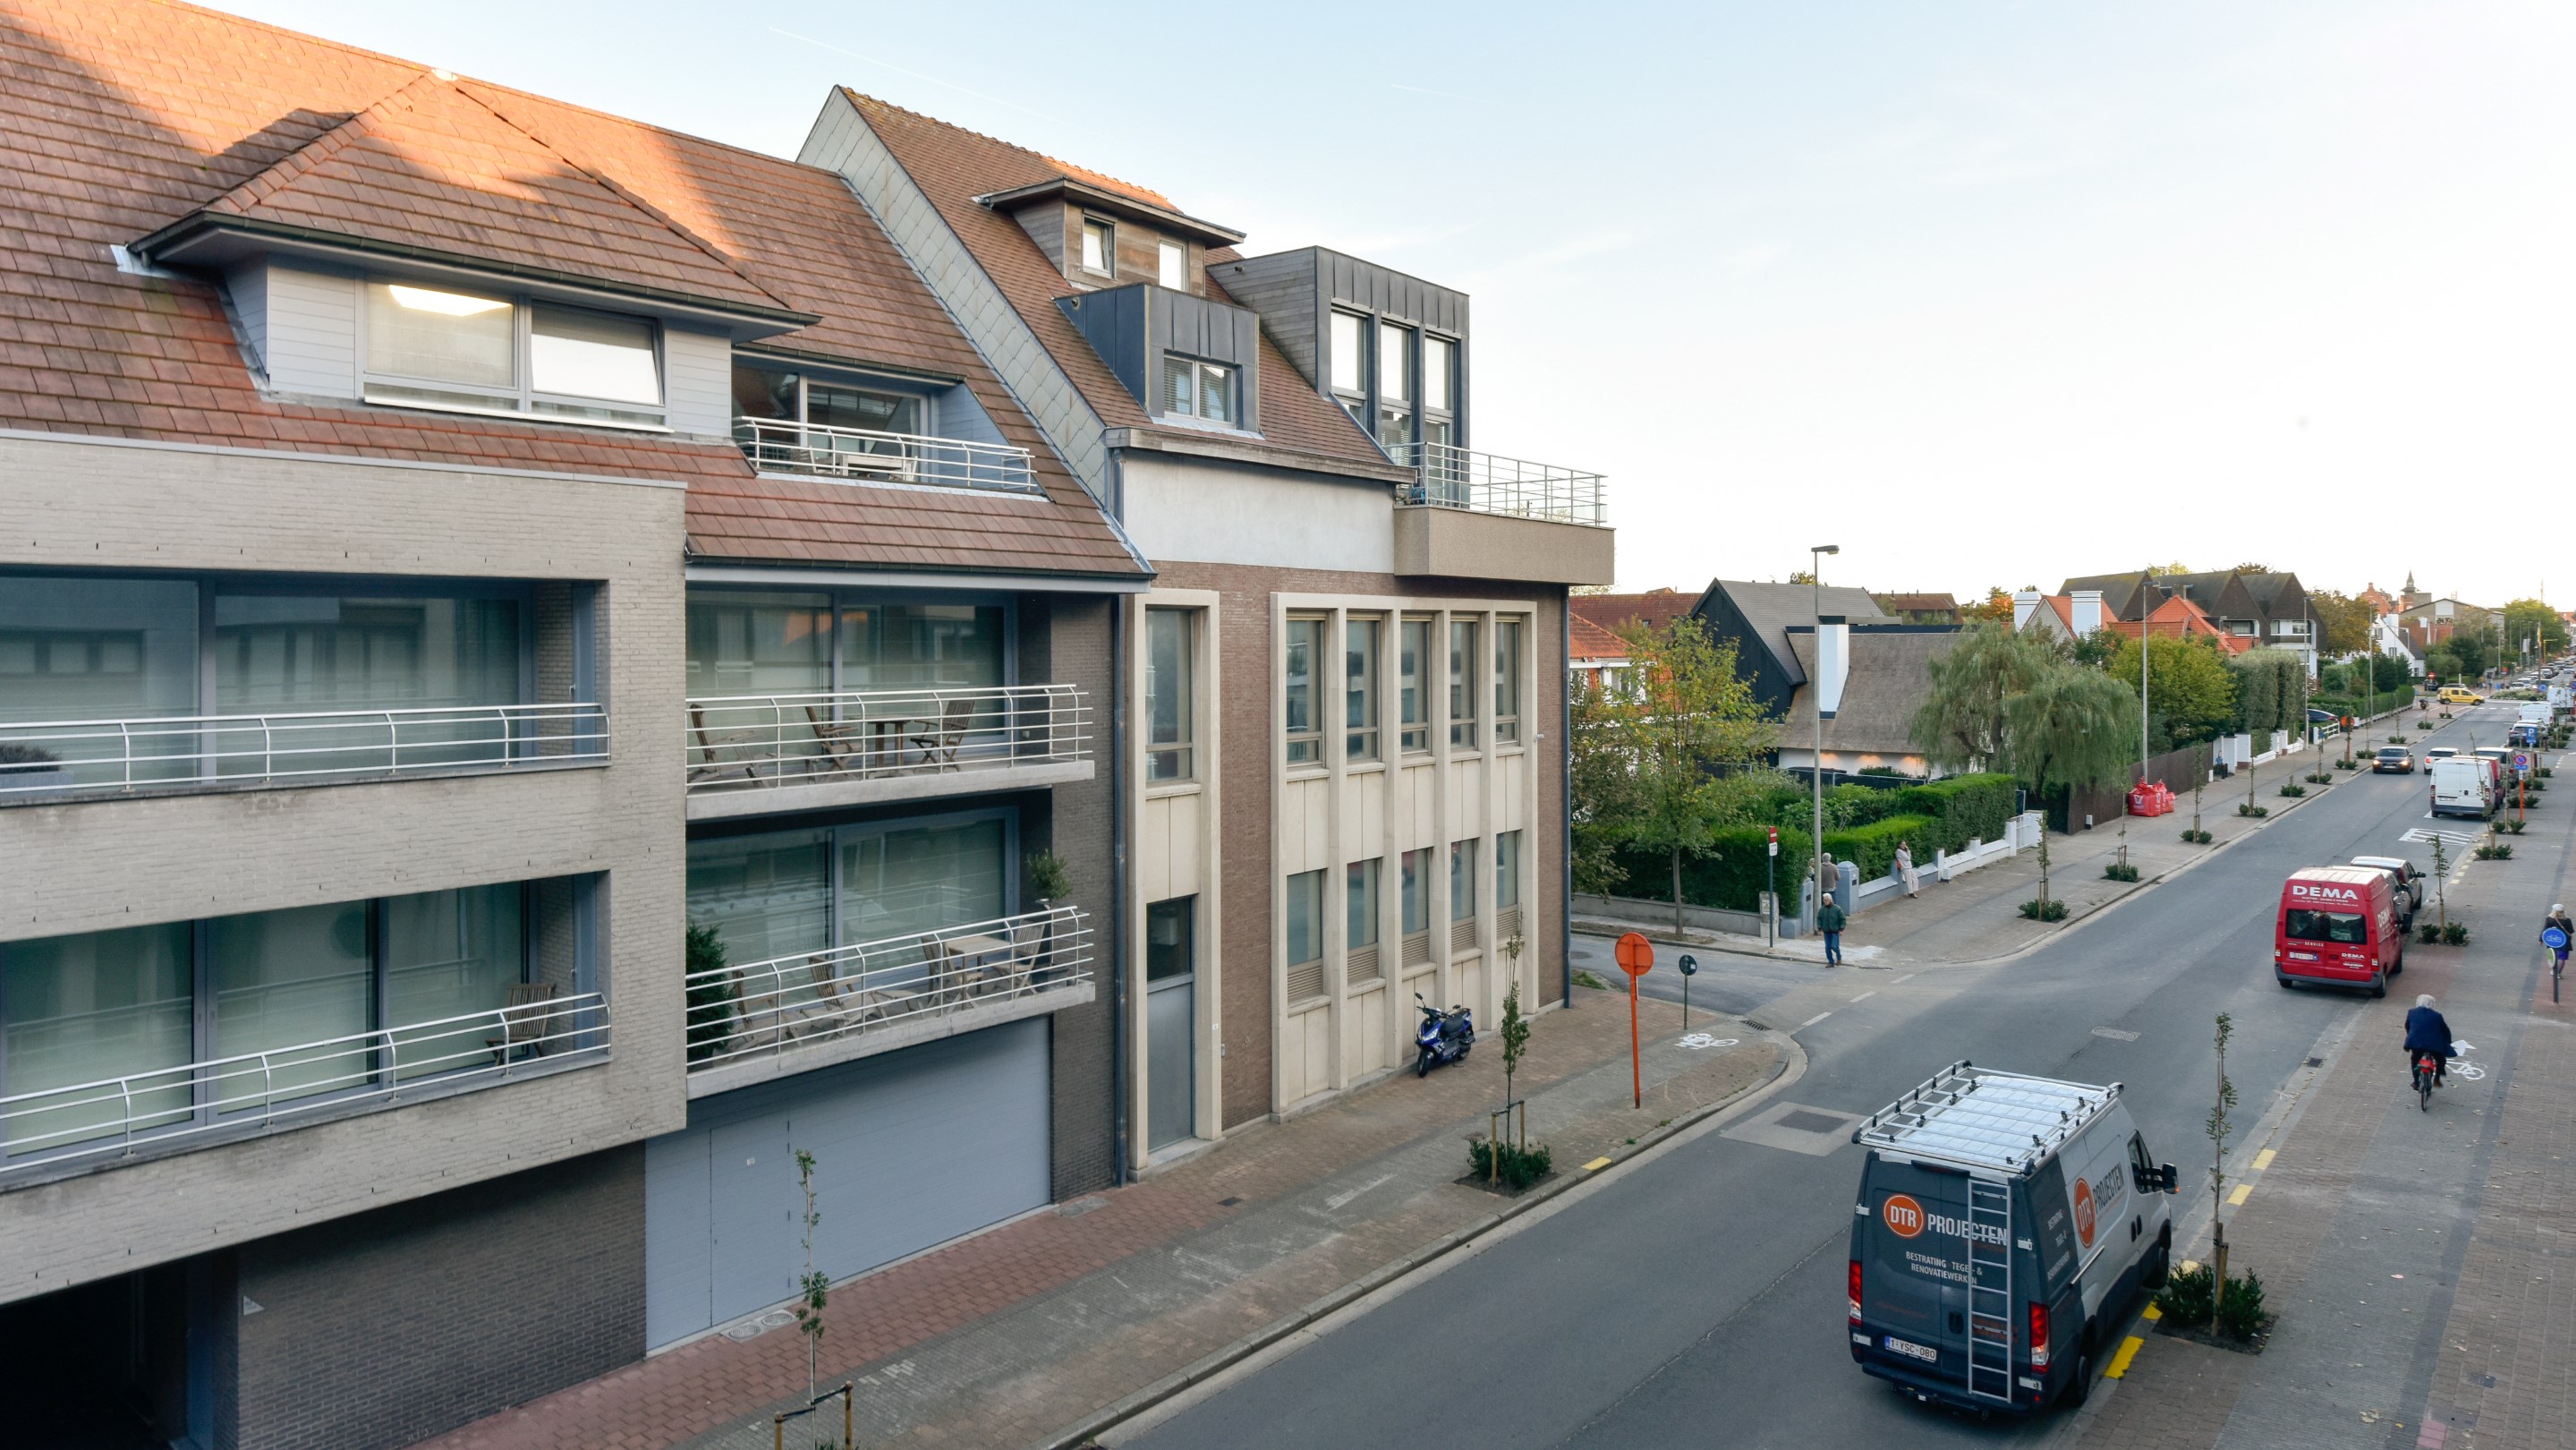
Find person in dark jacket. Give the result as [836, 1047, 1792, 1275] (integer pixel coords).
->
[1816, 897, 1848, 967]
[2403, 994, 2455, 1084]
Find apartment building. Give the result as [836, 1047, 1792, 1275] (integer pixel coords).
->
[0, 4, 1141, 1446]
[806, 95, 1613, 1161]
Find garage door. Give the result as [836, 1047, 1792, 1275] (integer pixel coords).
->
[644, 1019, 1050, 1348]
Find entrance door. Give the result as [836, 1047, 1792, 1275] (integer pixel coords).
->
[1144, 897, 1196, 1151]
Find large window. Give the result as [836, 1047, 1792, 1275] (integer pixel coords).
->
[1492, 618, 1524, 746]
[0, 883, 550, 1154]
[1145, 607, 1196, 783]
[1449, 618, 1481, 749]
[1284, 869, 1325, 1002]
[364, 281, 662, 427]
[684, 591, 1006, 698]
[1160, 355, 1237, 425]
[733, 365, 927, 475]
[1330, 311, 1366, 422]
[1450, 839, 1478, 922]
[1348, 858, 1381, 953]
[1401, 849, 1428, 935]
[1495, 831, 1522, 913]
[1377, 320, 1413, 450]
[1284, 616, 1323, 765]
[1422, 335, 1455, 448]
[1346, 616, 1382, 762]
[684, 812, 1014, 969]
[1399, 618, 1433, 753]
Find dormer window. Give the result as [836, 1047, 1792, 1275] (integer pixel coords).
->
[1081, 218, 1115, 277]
[362, 280, 664, 428]
[1160, 354, 1237, 425]
[1159, 240, 1186, 290]
[1375, 320, 1413, 450]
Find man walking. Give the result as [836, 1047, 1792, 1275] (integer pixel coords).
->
[1817, 893, 1848, 968]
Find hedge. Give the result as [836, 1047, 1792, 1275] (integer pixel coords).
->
[1600, 772, 2017, 910]
[1824, 814, 1937, 883]
[1606, 827, 1804, 912]
[1891, 773, 2017, 854]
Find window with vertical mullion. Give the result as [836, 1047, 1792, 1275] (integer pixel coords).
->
[1145, 607, 1195, 782]
[1345, 616, 1382, 762]
[1399, 617, 1433, 753]
[1492, 618, 1523, 746]
[1449, 618, 1481, 749]
[1284, 615, 1323, 765]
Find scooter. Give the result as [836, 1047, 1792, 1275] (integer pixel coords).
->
[1415, 993, 1475, 1077]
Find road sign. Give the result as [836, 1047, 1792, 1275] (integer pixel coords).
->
[2514, 753, 2531, 771]
[2545, 926, 2569, 951]
[1614, 932, 1654, 977]
[1767, 825, 1779, 857]
[1678, 953, 1698, 977]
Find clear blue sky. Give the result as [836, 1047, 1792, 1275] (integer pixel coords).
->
[205, 0, 2576, 610]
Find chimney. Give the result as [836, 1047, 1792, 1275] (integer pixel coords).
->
[2072, 589, 2104, 636]
[1816, 617, 1850, 721]
[2012, 590, 2041, 631]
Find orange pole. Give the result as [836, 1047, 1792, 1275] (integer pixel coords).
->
[1629, 971, 1642, 1109]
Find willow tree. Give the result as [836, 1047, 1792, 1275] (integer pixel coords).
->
[1910, 622, 2061, 772]
[2003, 665, 2144, 907]
[1611, 617, 1779, 933]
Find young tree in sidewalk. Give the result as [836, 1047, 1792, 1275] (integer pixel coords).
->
[1909, 622, 2061, 774]
[1606, 618, 1779, 934]
[1568, 673, 1641, 899]
[2002, 664, 2143, 908]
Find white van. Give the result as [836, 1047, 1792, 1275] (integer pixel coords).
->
[1849, 1064, 2178, 1412]
[2429, 755, 2495, 819]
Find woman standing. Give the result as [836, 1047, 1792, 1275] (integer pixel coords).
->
[1895, 840, 1920, 899]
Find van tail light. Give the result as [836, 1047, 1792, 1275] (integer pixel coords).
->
[1849, 1259, 1864, 1322]
[2029, 1301, 2051, 1369]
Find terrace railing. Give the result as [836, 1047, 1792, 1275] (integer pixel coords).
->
[0, 702, 608, 800]
[734, 417, 1039, 495]
[685, 907, 1092, 1072]
[684, 684, 1087, 792]
[1384, 441, 1608, 527]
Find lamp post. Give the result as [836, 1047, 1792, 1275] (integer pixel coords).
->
[1810, 543, 1840, 920]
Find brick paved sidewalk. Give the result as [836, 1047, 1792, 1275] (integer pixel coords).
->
[408, 987, 1786, 1450]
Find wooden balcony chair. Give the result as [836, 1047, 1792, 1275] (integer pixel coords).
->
[905, 697, 976, 772]
[485, 982, 565, 1065]
[686, 704, 766, 785]
[802, 704, 875, 778]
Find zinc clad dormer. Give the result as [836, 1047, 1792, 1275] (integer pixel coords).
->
[975, 175, 1245, 294]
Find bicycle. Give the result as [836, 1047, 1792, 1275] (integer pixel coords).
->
[2412, 1050, 2443, 1112]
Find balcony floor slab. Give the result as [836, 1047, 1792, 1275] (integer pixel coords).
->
[685, 979, 1095, 1099]
[684, 759, 1093, 821]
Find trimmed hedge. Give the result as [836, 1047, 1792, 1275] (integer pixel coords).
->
[1824, 814, 1937, 883]
[1608, 827, 1801, 912]
[1892, 773, 2017, 854]
[1601, 772, 2016, 910]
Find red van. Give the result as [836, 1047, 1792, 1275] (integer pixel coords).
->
[2274, 866, 2403, 996]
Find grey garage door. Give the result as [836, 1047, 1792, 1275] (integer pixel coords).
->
[644, 1019, 1050, 1348]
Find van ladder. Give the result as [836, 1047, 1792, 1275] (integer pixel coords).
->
[1966, 1179, 2014, 1403]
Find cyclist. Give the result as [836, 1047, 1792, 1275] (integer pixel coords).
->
[2545, 904, 2573, 962]
[2403, 994, 2456, 1088]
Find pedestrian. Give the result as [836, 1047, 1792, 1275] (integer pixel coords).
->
[1816, 893, 1848, 968]
[1895, 840, 1919, 899]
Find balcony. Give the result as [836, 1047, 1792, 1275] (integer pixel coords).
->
[684, 906, 1093, 1096]
[0, 702, 608, 804]
[0, 993, 608, 1184]
[734, 417, 1039, 495]
[1384, 442, 1615, 586]
[684, 684, 1091, 820]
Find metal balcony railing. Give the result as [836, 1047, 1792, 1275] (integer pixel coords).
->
[0, 992, 608, 1177]
[1385, 442, 1607, 528]
[734, 417, 1039, 495]
[0, 702, 608, 800]
[684, 684, 1088, 792]
[685, 907, 1092, 1072]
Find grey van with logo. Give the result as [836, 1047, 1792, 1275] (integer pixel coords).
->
[1847, 1063, 2178, 1412]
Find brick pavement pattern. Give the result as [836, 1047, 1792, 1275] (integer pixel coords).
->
[411, 988, 1779, 1450]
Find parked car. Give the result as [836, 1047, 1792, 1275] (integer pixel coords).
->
[2431, 755, 2497, 819]
[1849, 1065, 2177, 1412]
[2374, 746, 2415, 773]
[2306, 707, 2338, 725]
[2439, 686, 2482, 705]
[2349, 855, 2424, 926]
[2274, 866, 2404, 996]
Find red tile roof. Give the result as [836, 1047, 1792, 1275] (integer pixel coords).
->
[1569, 613, 1626, 662]
[0, 0, 1143, 579]
[844, 91, 1390, 471]
[1569, 589, 1698, 647]
[2107, 594, 2251, 653]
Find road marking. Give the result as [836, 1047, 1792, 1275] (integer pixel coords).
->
[1890, 974, 1916, 985]
[2228, 1183, 2253, 1206]
[2104, 1335, 2147, 1379]
[1849, 991, 1876, 1002]
[2252, 1149, 2275, 1171]
[2092, 1027, 2140, 1042]
[1798, 1011, 1833, 1028]
[2142, 1303, 2162, 1322]
[1322, 1173, 1393, 1212]
[1582, 1156, 1612, 1172]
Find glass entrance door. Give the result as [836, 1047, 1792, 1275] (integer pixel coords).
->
[1144, 897, 1195, 1151]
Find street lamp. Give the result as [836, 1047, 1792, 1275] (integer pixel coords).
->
[1811, 543, 1840, 931]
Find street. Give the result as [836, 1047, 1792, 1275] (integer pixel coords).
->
[1122, 701, 2561, 1449]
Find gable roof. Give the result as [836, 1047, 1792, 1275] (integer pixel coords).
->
[1696, 579, 1891, 687]
[2062, 569, 2306, 623]
[1874, 592, 1959, 615]
[1569, 613, 1626, 662]
[0, 0, 1144, 579]
[1570, 589, 1696, 636]
[842, 91, 1391, 472]
[2106, 594, 2250, 653]
[1783, 628, 1961, 755]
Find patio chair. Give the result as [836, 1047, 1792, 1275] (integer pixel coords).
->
[905, 697, 976, 772]
[485, 982, 565, 1065]
[686, 704, 767, 785]
[803, 704, 874, 777]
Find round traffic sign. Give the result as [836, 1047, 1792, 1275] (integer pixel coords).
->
[2513, 753, 2531, 770]
[2546, 926, 2569, 951]
[1613, 932, 1654, 977]
[1679, 952, 1699, 977]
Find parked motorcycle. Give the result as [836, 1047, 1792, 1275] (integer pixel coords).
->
[1415, 993, 1475, 1077]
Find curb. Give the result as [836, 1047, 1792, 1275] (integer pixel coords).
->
[1032, 1028, 1809, 1450]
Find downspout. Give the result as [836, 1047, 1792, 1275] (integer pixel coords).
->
[1108, 448, 1133, 1183]
[1560, 591, 1574, 1009]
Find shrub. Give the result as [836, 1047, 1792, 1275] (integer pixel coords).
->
[2104, 862, 2140, 882]
[2336, 758, 2359, 770]
[2215, 1268, 2272, 1342]
[2507, 818, 2528, 834]
[1823, 814, 1939, 883]
[2418, 921, 2442, 943]
[2304, 772, 2334, 784]
[1609, 825, 1799, 913]
[684, 924, 739, 1065]
[2474, 842, 2512, 860]
[2443, 921, 2471, 944]
[2238, 803, 2268, 818]
[1468, 1136, 1554, 1190]
[2278, 784, 2306, 798]
[2155, 1262, 2215, 1328]
[1892, 772, 2019, 853]
[2181, 828, 2214, 843]
[2019, 898, 2070, 921]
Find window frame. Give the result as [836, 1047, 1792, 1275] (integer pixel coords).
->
[1160, 354, 1239, 425]
[360, 278, 667, 431]
[1399, 616, 1433, 754]
[1347, 857, 1382, 951]
[1157, 239, 1186, 290]
[1495, 830, 1522, 910]
[1283, 613, 1325, 766]
[1284, 868, 1326, 1001]
[1492, 618, 1524, 746]
[1376, 320, 1414, 451]
[1144, 606, 1197, 784]
[1449, 838, 1477, 922]
[1449, 618, 1481, 749]
[1345, 614, 1382, 763]
[1080, 217, 1116, 277]
[1420, 333, 1457, 449]
[1329, 310, 1369, 422]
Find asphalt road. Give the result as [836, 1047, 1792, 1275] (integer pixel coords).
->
[1125, 703, 2555, 1450]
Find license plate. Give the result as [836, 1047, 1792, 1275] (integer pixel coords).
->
[1883, 1335, 1938, 1363]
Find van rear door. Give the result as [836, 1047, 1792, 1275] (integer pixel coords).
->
[1855, 1156, 1974, 1391]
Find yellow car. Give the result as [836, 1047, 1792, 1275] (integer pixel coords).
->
[2437, 686, 2482, 705]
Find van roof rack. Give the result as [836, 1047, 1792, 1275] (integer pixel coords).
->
[1850, 1061, 2122, 1174]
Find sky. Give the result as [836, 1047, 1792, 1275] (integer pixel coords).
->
[202, 0, 2576, 608]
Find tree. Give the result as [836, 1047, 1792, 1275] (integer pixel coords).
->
[2230, 648, 2305, 738]
[1569, 674, 1639, 897]
[1909, 623, 2060, 772]
[2306, 590, 2374, 659]
[2146, 561, 2193, 577]
[2231, 561, 2274, 574]
[2504, 599, 2569, 660]
[2206, 1014, 2240, 1292]
[1786, 569, 1817, 585]
[1605, 618, 1780, 933]
[2002, 664, 2143, 907]
[2108, 634, 2239, 748]
[2434, 620, 2500, 679]
[1959, 587, 2016, 624]
[793, 1148, 829, 1397]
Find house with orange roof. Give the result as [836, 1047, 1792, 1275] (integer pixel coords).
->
[2105, 593, 2254, 654]
[1568, 588, 1698, 689]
